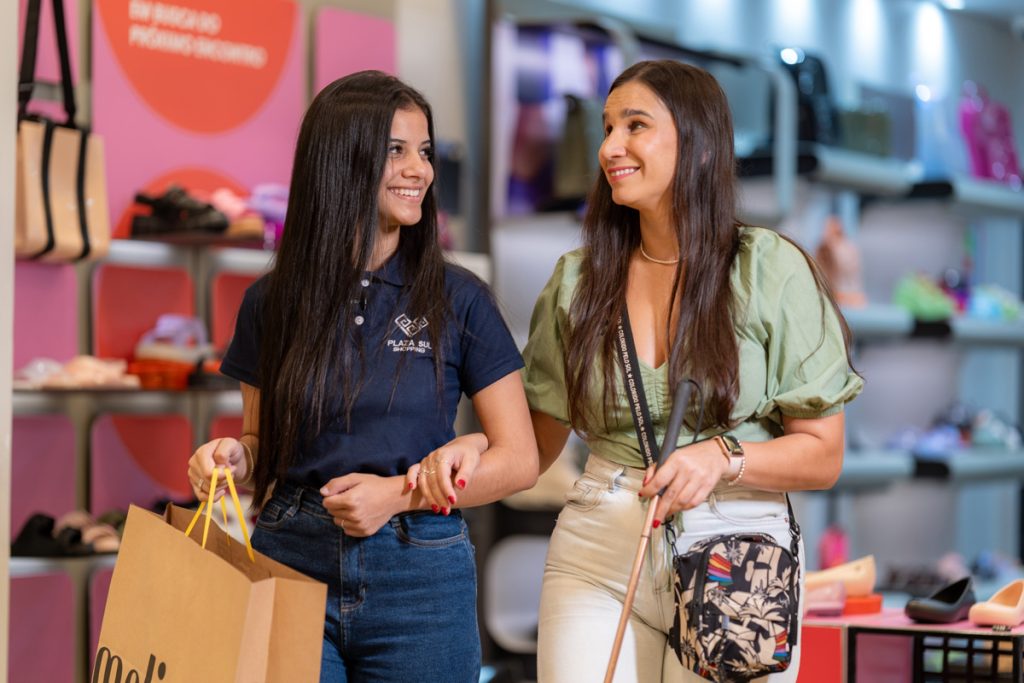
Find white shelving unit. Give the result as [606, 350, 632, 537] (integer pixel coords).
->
[741, 144, 1024, 569]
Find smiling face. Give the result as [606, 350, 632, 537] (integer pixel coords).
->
[599, 80, 678, 221]
[378, 106, 434, 232]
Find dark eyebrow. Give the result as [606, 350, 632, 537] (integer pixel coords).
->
[602, 108, 654, 123]
[388, 138, 433, 146]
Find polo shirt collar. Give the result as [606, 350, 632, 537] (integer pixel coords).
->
[370, 251, 406, 286]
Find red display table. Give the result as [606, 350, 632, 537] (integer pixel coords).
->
[799, 609, 1024, 682]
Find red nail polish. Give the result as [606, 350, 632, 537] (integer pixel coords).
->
[442, 507, 450, 516]
[638, 491, 643, 498]
[431, 504, 439, 513]
[407, 482, 414, 491]
[448, 495, 456, 504]
[652, 520, 661, 529]
[457, 479, 466, 489]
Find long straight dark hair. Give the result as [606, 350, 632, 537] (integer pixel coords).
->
[565, 60, 852, 434]
[252, 71, 448, 503]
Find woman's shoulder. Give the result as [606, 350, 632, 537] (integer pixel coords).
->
[441, 260, 502, 312]
[734, 226, 816, 288]
[549, 247, 587, 284]
[737, 226, 806, 268]
[241, 273, 271, 307]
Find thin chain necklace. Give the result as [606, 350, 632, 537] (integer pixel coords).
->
[639, 242, 680, 265]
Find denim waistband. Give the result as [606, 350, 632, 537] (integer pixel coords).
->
[584, 452, 786, 504]
[270, 479, 464, 524]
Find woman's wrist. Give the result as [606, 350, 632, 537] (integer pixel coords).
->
[237, 436, 257, 485]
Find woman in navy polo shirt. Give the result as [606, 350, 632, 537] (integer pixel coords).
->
[185, 71, 538, 682]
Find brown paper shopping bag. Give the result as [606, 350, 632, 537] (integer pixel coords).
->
[93, 490, 326, 682]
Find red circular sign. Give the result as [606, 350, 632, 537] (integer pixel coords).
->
[97, 0, 295, 133]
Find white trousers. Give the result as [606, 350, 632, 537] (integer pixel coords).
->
[537, 453, 804, 683]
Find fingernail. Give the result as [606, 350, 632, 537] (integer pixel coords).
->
[652, 520, 661, 529]
[638, 491, 643, 498]
[431, 504, 439, 513]
[407, 482, 414, 491]
[457, 479, 466, 490]
[448, 495, 456, 504]
[319, 487, 329, 496]
[442, 507, 450, 516]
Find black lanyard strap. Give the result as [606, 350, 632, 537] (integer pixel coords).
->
[616, 307, 660, 468]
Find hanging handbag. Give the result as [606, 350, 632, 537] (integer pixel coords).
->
[16, 0, 110, 262]
[616, 308, 802, 682]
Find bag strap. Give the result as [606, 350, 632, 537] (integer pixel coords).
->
[615, 307, 660, 468]
[185, 467, 256, 563]
[18, 0, 77, 126]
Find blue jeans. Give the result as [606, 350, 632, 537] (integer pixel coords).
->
[252, 482, 481, 683]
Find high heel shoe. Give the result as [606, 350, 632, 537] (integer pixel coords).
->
[905, 576, 976, 624]
[805, 580, 846, 617]
[969, 579, 1024, 627]
[805, 555, 876, 598]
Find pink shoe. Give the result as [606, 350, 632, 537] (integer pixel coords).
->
[805, 580, 846, 617]
[805, 555, 876, 598]
[969, 579, 1024, 628]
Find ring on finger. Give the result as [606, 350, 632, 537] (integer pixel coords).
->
[421, 468, 436, 476]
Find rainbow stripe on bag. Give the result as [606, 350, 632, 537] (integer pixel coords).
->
[708, 553, 733, 584]
[773, 630, 789, 660]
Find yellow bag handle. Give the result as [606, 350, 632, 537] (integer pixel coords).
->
[185, 467, 255, 562]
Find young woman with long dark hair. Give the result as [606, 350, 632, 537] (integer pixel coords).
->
[521, 60, 863, 681]
[186, 70, 538, 682]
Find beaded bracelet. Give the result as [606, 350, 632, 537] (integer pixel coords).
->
[726, 454, 747, 487]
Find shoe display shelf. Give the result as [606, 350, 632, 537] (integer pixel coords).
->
[9, 236, 267, 682]
[740, 140, 1024, 572]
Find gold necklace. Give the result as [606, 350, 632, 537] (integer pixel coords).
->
[639, 242, 680, 265]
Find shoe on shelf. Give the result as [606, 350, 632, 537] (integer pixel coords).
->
[905, 576, 976, 623]
[969, 579, 1024, 628]
[55, 510, 120, 554]
[805, 555, 876, 598]
[10, 513, 63, 557]
[805, 580, 846, 617]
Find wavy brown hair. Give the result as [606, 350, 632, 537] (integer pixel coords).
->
[565, 60, 852, 434]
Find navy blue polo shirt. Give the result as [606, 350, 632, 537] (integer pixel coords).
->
[219, 255, 524, 489]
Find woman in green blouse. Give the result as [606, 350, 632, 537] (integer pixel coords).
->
[521, 60, 863, 681]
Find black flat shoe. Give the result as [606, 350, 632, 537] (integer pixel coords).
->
[905, 576, 976, 623]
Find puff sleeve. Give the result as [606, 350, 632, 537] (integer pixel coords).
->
[521, 252, 580, 426]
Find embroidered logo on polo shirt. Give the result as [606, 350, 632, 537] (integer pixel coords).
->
[395, 314, 428, 337]
[388, 314, 432, 354]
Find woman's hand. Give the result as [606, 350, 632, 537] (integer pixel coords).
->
[320, 474, 407, 537]
[638, 439, 730, 524]
[187, 438, 250, 502]
[404, 433, 487, 515]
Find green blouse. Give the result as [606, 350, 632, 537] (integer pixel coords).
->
[522, 226, 864, 469]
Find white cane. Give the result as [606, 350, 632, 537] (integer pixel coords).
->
[604, 380, 695, 683]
